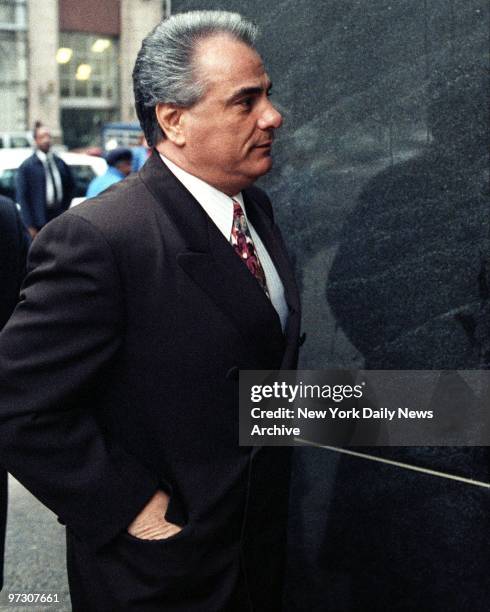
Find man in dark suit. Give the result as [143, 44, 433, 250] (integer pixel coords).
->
[15, 122, 74, 238]
[0, 195, 30, 590]
[0, 11, 300, 610]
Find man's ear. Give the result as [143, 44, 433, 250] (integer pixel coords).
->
[155, 103, 186, 146]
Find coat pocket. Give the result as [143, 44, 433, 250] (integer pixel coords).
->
[119, 522, 193, 548]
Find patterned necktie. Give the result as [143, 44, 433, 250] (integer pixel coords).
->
[230, 199, 270, 298]
[46, 158, 59, 206]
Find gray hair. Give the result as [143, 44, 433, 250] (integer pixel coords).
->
[133, 11, 259, 147]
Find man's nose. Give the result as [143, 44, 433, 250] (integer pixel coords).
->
[257, 101, 283, 130]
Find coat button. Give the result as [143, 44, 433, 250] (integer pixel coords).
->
[299, 332, 307, 347]
[226, 366, 239, 380]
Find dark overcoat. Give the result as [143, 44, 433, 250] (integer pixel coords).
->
[0, 153, 301, 610]
[0, 195, 30, 590]
[15, 152, 74, 229]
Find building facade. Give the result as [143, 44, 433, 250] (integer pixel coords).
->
[0, 0, 28, 133]
[1, 0, 168, 148]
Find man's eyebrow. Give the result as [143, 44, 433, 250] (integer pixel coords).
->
[226, 82, 273, 105]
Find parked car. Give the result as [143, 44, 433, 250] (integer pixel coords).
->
[0, 149, 107, 207]
[101, 122, 142, 151]
[0, 132, 34, 149]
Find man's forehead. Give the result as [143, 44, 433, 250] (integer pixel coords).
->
[194, 34, 266, 84]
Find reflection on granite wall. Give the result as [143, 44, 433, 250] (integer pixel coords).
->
[173, 1, 489, 610]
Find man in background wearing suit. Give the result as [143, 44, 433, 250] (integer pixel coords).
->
[15, 122, 74, 238]
[0, 11, 300, 611]
[0, 195, 30, 590]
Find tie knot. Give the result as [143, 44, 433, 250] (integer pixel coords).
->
[232, 199, 243, 218]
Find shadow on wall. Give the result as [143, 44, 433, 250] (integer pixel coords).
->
[326, 64, 490, 370]
[282, 65, 490, 611]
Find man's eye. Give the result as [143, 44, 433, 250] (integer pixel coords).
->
[240, 97, 253, 108]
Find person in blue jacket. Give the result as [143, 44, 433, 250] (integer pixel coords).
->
[131, 134, 150, 172]
[86, 148, 133, 198]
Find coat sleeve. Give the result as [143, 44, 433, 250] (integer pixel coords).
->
[0, 212, 158, 550]
[14, 202, 30, 280]
[59, 158, 75, 209]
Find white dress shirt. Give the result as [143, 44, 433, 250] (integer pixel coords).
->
[160, 154, 289, 331]
[36, 150, 63, 208]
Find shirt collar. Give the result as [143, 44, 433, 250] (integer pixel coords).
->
[159, 153, 245, 239]
[36, 149, 50, 163]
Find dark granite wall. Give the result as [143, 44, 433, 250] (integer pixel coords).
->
[173, 2, 490, 610]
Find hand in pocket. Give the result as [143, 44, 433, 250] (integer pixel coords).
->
[127, 490, 183, 540]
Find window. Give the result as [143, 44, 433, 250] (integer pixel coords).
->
[70, 164, 97, 198]
[0, 168, 16, 200]
[58, 32, 118, 103]
[0, 0, 27, 131]
[0, 0, 16, 24]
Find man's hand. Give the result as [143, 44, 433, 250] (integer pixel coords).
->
[27, 227, 38, 239]
[126, 490, 183, 540]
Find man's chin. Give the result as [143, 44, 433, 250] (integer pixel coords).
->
[231, 158, 275, 192]
[254, 156, 274, 177]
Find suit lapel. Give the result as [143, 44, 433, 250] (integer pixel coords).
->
[243, 189, 302, 366]
[243, 189, 300, 317]
[139, 153, 286, 357]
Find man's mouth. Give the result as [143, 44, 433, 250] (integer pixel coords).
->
[254, 141, 273, 149]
